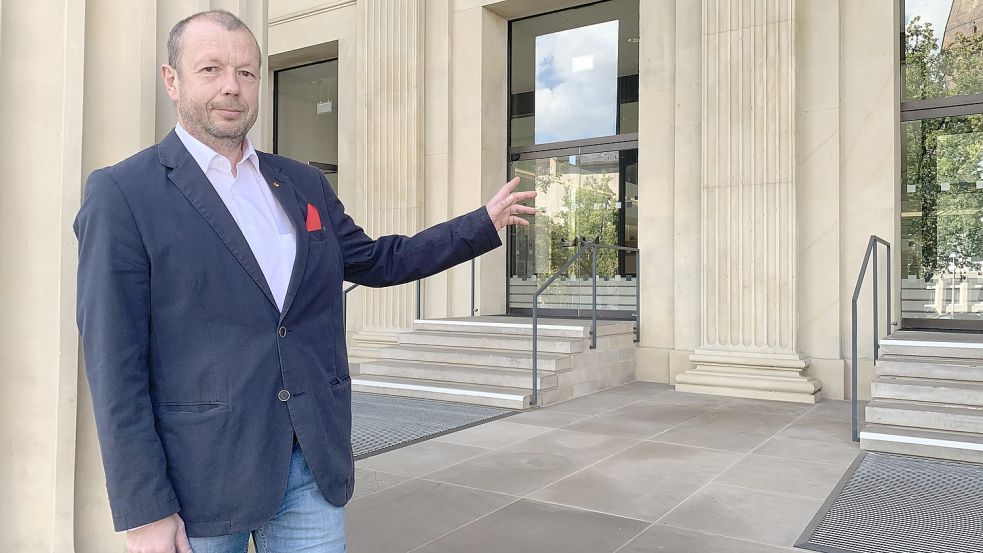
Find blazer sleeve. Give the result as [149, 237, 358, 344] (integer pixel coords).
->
[316, 170, 503, 287]
[74, 169, 179, 531]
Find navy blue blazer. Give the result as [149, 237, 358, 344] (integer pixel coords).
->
[74, 130, 501, 536]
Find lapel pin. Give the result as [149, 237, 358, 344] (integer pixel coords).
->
[272, 180, 281, 188]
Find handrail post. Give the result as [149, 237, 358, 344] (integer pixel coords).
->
[635, 250, 641, 343]
[591, 243, 598, 350]
[886, 243, 893, 336]
[852, 296, 859, 443]
[873, 248, 879, 362]
[471, 258, 477, 316]
[531, 300, 539, 406]
[416, 279, 422, 321]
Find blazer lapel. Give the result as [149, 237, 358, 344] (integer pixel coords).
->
[159, 131, 278, 311]
[258, 154, 310, 323]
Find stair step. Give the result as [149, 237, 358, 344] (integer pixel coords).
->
[413, 317, 636, 339]
[880, 334, 983, 360]
[860, 424, 983, 464]
[352, 375, 531, 409]
[357, 359, 559, 389]
[866, 400, 983, 434]
[398, 331, 586, 354]
[877, 355, 983, 382]
[872, 377, 983, 408]
[378, 344, 572, 371]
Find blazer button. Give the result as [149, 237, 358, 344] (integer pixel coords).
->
[278, 390, 291, 402]
[278, 326, 287, 338]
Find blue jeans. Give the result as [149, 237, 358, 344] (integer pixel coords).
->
[188, 442, 347, 553]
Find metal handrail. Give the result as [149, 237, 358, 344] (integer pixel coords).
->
[531, 238, 641, 405]
[851, 235, 893, 442]
[342, 257, 480, 331]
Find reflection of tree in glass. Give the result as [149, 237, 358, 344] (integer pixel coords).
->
[545, 174, 619, 279]
[904, 17, 983, 279]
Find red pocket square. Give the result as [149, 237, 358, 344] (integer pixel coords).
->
[306, 203, 323, 232]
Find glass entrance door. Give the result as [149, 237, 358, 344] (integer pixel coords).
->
[900, 1, 983, 330]
[507, 147, 638, 318]
[901, 116, 983, 330]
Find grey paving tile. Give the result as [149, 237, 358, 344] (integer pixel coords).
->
[618, 524, 795, 553]
[564, 402, 712, 439]
[425, 429, 638, 496]
[773, 417, 856, 443]
[589, 381, 673, 400]
[432, 420, 554, 449]
[754, 434, 861, 467]
[547, 392, 648, 415]
[355, 439, 490, 478]
[716, 398, 815, 417]
[714, 454, 850, 499]
[507, 408, 590, 428]
[351, 468, 409, 501]
[659, 483, 824, 547]
[346, 479, 515, 553]
[645, 390, 736, 407]
[412, 499, 649, 553]
[531, 441, 741, 522]
[801, 399, 867, 423]
[652, 409, 798, 453]
[753, 418, 862, 466]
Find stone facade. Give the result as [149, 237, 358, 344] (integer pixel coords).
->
[0, 0, 901, 550]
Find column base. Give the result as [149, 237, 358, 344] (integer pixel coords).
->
[678, 350, 823, 404]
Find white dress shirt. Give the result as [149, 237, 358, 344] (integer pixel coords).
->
[175, 124, 297, 311]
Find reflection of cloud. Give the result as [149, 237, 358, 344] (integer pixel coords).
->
[535, 20, 619, 144]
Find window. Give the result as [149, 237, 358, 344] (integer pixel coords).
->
[901, 1, 983, 329]
[507, 0, 639, 317]
[273, 59, 339, 190]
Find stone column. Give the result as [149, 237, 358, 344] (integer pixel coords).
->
[680, 0, 822, 403]
[0, 2, 269, 551]
[349, 0, 426, 358]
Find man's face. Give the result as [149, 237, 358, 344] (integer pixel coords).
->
[163, 19, 261, 146]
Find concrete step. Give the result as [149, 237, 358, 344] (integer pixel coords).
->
[378, 344, 572, 371]
[357, 359, 559, 390]
[879, 334, 983, 360]
[351, 375, 531, 409]
[872, 377, 983, 408]
[398, 331, 586, 354]
[413, 317, 636, 339]
[876, 355, 983, 382]
[865, 400, 983, 434]
[860, 424, 983, 464]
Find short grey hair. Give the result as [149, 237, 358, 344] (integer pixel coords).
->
[167, 9, 261, 72]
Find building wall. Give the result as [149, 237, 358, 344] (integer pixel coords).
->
[0, 0, 901, 550]
[266, 0, 899, 398]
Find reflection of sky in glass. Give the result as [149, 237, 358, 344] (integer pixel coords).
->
[535, 20, 618, 144]
[905, 0, 953, 52]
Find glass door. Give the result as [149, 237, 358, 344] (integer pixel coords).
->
[900, 0, 983, 330]
[507, 147, 638, 318]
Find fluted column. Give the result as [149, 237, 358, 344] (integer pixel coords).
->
[680, 0, 821, 403]
[349, 0, 426, 357]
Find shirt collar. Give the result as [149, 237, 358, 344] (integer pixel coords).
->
[174, 123, 260, 176]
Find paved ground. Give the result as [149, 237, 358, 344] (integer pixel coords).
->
[346, 382, 865, 553]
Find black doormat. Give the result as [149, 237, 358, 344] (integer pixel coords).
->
[796, 452, 983, 553]
[351, 392, 517, 460]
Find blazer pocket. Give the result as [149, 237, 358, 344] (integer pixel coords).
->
[156, 402, 228, 414]
[308, 228, 329, 242]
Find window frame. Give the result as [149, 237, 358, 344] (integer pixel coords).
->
[899, 0, 983, 330]
[505, 0, 640, 318]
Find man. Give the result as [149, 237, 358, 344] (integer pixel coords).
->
[74, 9, 535, 553]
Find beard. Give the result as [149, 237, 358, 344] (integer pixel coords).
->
[178, 98, 257, 146]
